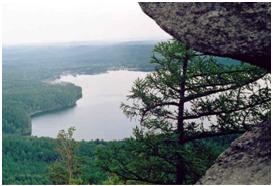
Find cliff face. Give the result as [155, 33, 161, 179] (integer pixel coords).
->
[139, 2, 271, 71]
[197, 120, 271, 185]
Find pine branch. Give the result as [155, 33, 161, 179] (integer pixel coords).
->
[185, 130, 245, 143]
[185, 73, 265, 91]
[144, 102, 179, 112]
[185, 74, 265, 102]
[112, 155, 172, 184]
[184, 98, 270, 120]
[190, 68, 263, 79]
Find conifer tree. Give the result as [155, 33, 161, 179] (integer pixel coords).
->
[117, 40, 270, 184]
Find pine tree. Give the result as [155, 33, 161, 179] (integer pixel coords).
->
[119, 40, 270, 184]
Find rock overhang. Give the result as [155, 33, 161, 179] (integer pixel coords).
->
[139, 2, 271, 71]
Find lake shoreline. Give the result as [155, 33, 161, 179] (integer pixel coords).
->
[32, 69, 151, 119]
[30, 102, 78, 118]
[31, 70, 148, 141]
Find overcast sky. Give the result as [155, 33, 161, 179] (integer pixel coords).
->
[2, 1, 171, 45]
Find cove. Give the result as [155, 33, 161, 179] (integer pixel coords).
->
[31, 70, 148, 141]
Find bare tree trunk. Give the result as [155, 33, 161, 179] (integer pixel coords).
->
[176, 54, 189, 184]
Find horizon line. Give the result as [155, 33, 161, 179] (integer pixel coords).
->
[3, 38, 171, 47]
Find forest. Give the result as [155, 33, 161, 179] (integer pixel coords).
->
[3, 135, 106, 184]
[2, 42, 157, 184]
[3, 42, 155, 135]
[2, 40, 270, 184]
[3, 133, 238, 184]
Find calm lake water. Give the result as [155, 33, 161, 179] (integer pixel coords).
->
[32, 70, 148, 141]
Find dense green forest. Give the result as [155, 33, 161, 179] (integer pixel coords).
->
[3, 133, 238, 184]
[3, 135, 107, 184]
[3, 41, 267, 185]
[3, 84, 82, 135]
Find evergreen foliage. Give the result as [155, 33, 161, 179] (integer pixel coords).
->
[98, 40, 270, 184]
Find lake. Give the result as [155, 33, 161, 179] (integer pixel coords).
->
[31, 70, 148, 141]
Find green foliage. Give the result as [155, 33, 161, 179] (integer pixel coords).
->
[2, 105, 31, 135]
[110, 40, 271, 184]
[3, 135, 56, 184]
[102, 175, 126, 185]
[48, 162, 68, 184]
[96, 135, 238, 184]
[3, 135, 108, 185]
[122, 40, 270, 136]
[3, 83, 82, 135]
[49, 127, 81, 184]
[49, 127, 107, 185]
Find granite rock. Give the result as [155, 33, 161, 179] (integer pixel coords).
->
[197, 120, 271, 185]
[139, 2, 271, 71]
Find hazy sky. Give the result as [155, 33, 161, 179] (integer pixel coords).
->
[2, 1, 171, 45]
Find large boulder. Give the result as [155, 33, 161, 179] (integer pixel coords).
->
[139, 2, 271, 71]
[197, 120, 271, 185]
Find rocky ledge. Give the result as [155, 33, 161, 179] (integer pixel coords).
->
[197, 120, 271, 185]
[139, 2, 271, 71]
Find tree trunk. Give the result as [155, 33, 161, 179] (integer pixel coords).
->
[176, 54, 189, 184]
